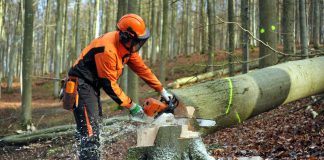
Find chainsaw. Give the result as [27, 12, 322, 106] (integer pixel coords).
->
[143, 96, 179, 118]
[142, 96, 216, 127]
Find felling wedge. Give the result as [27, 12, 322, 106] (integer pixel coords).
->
[126, 107, 215, 160]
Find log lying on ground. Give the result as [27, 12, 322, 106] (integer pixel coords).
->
[167, 62, 259, 89]
[127, 113, 215, 160]
[0, 116, 130, 145]
[171, 57, 324, 132]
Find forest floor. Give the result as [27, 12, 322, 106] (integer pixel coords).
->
[0, 47, 323, 159]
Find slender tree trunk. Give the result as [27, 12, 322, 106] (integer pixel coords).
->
[241, 0, 249, 74]
[200, 0, 207, 54]
[95, 0, 101, 38]
[170, 2, 177, 59]
[75, 0, 81, 58]
[228, 0, 235, 76]
[0, 0, 5, 99]
[7, 2, 21, 92]
[259, 0, 278, 68]
[295, 1, 300, 44]
[159, 0, 169, 85]
[21, 0, 35, 128]
[19, 0, 23, 94]
[321, 0, 324, 44]
[53, 0, 63, 98]
[41, 0, 49, 75]
[127, 0, 139, 103]
[117, 0, 128, 94]
[277, 0, 281, 44]
[62, 0, 68, 73]
[313, 0, 320, 49]
[207, 0, 215, 72]
[184, 0, 189, 56]
[282, 0, 296, 58]
[150, 0, 157, 65]
[299, 0, 308, 57]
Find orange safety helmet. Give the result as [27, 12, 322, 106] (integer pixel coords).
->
[117, 14, 150, 53]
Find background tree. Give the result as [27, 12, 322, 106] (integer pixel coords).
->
[299, 0, 308, 57]
[0, 0, 4, 99]
[312, 0, 320, 49]
[94, 0, 101, 38]
[149, 0, 157, 65]
[21, 0, 35, 129]
[321, 0, 324, 44]
[259, 0, 278, 68]
[7, 2, 21, 92]
[41, 0, 50, 75]
[282, 0, 296, 58]
[117, 0, 128, 95]
[53, 0, 63, 98]
[241, 0, 249, 74]
[207, 0, 215, 72]
[159, 0, 169, 85]
[74, 0, 81, 59]
[228, 0, 235, 76]
[199, 0, 207, 55]
[127, 0, 139, 103]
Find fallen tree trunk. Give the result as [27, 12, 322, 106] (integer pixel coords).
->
[171, 57, 324, 132]
[0, 116, 130, 145]
[167, 62, 259, 89]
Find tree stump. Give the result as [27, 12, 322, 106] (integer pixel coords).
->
[127, 114, 215, 160]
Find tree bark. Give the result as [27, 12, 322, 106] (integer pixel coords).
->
[241, 0, 249, 74]
[150, 0, 157, 65]
[207, 0, 215, 72]
[74, 0, 81, 59]
[7, 2, 20, 92]
[94, 0, 101, 38]
[53, 0, 63, 98]
[200, 0, 207, 55]
[312, 0, 320, 49]
[171, 57, 324, 132]
[228, 0, 235, 76]
[116, 0, 128, 94]
[21, 0, 35, 128]
[127, 0, 139, 103]
[259, 0, 278, 68]
[321, 0, 324, 44]
[282, 0, 296, 58]
[159, 0, 169, 85]
[62, 0, 68, 72]
[299, 0, 308, 57]
[0, 0, 4, 99]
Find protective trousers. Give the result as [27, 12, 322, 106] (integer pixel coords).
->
[73, 78, 102, 160]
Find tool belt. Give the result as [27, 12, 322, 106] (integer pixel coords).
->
[61, 76, 79, 110]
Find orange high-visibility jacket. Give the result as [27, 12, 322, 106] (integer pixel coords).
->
[69, 31, 163, 108]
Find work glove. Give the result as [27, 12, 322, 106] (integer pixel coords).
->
[129, 103, 145, 120]
[160, 88, 173, 102]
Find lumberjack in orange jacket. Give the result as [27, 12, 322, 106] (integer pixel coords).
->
[70, 30, 163, 108]
[68, 14, 173, 160]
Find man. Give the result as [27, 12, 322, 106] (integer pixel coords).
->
[67, 14, 173, 159]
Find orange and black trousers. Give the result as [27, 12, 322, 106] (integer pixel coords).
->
[73, 78, 102, 160]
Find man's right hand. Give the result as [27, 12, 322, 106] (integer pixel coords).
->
[129, 103, 145, 120]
